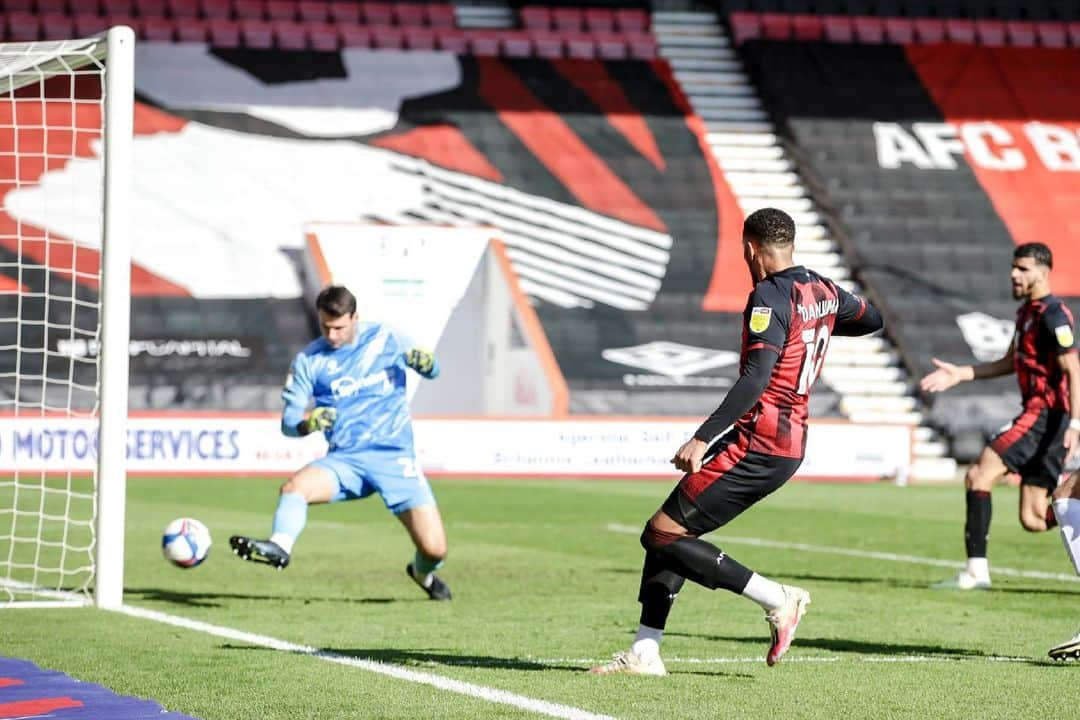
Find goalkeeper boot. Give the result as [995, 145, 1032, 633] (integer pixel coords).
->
[931, 570, 991, 590]
[230, 535, 290, 570]
[765, 584, 811, 666]
[406, 563, 452, 601]
[1048, 627, 1080, 661]
[589, 650, 667, 676]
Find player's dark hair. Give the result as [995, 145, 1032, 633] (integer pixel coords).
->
[315, 284, 357, 317]
[1014, 242, 1053, 269]
[743, 207, 795, 246]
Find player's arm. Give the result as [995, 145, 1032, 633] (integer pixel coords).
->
[405, 347, 440, 379]
[672, 287, 788, 474]
[832, 287, 883, 337]
[280, 354, 335, 437]
[919, 341, 1015, 394]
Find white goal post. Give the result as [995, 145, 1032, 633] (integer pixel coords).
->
[0, 27, 133, 608]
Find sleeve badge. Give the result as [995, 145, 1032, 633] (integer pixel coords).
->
[749, 306, 773, 333]
[1055, 324, 1074, 348]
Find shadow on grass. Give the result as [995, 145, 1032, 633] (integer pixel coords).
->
[763, 572, 1080, 598]
[665, 631, 984, 658]
[126, 587, 400, 608]
[320, 647, 580, 673]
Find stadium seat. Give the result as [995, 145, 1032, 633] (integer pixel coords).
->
[296, 1, 327, 23]
[167, 0, 199, 19]
[273, 20, 305, 49]
[729, 12, 761, 45]
[853, 16, 885, 43]
[467, 29, 500, 56]
[328, 1, 360, 24]
[500, 30, 531, 57]
[565, 32, 596, 59]
[233, 0, 265, 21]
[1067, 21, 1080, 47]
[370, 25, 405, 49]
[436, 29, 467, 53]
[614, 8, 648, 32]
[595, 32, 628, 59]
[68, 0, 101, 16]
[3, 0, 32, 11]
[584, 8, 616, 33]
[761, 13, 791, 40]
[306, 22, 337, 50]
[425, 4, 455, 29]
[393, 3, 426, 27]
[884, 18, 914, 44]
[173, 17, 208, 41]
[265, 1, 297, 21]
[72, 13, 107, 37]
[362, 2, 393, 26]
[403, 26, 436, 50]
[199, 0, 230, 20]
[208, 19, 241, 47]
[40, 13, 74, 40]
[944, 19, 976, 42]
[134, 0, 167, 18]
[823, 15, 854, 42]
[1005, 20, 1036, 45]
[913, 18, 945, 42]
[791, 15, 824, 41]
[240, 19, 272, 47]
[530, 30, 563, 58]
[626, 32, 657, 59]
[1035, 21, 1067, 46]
[337, 24, 370, 47]
[521, 6, 552, 31]
[552, 7, 584, 32]
[103, 0, 136, 16]
[34, 0, 66, 13]
[975, 19, 1007, 45]
[141, 17, 175, 40]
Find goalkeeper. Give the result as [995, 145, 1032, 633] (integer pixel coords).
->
[230, 284, 451, 600]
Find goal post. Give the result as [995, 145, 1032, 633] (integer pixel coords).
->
[0, 27, 134, 608]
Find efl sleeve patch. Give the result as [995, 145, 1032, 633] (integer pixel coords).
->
[749, 306, 773, 333]
[1055, 324, 1074, 348]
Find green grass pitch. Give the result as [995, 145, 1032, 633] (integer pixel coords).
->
[2, 477, 1077, 719]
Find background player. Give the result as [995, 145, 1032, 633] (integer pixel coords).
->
[1049, 469, 1080, 659]
[229, 285, 452, 600]
[920, 243, 1080, 590]
[591, 208, 883, 675]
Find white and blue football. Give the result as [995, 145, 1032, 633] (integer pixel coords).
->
[161, 517, 212, 568]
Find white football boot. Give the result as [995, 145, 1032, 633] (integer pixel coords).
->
[932, 570, 991, 590]
[1048, 627, 1080, 661]
[765, 584, 811, 666]
[589, 650, 667, 676]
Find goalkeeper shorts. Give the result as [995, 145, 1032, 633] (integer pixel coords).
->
[313, 447, 436, 515]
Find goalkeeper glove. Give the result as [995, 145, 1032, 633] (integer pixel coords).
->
[406, 348, 436, 376]
[298, 406, 336, 436]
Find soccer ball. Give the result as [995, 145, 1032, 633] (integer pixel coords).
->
[161, 517, 212, 568]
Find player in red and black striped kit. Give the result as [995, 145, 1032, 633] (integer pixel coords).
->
[591, 208, 883, 676]
[920, 242, 1080, 590]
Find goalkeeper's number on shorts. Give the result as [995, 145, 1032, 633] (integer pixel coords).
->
[298, 406, 336, 436]
[406, 348, 436, 376]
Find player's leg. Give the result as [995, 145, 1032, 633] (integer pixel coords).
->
[1017, 410, 1068, 533]
[230, 460, 342, 569]
[1048, 472, 1080, 660]
[369, 448, 452, 600]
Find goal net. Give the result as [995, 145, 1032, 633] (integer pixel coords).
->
[0, 28, 133, 608]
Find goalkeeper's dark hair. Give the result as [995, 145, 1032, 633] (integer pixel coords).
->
[743, 207, 795, 247]
[1014, 242, 1053, 269]
[316, 284, 357, 317]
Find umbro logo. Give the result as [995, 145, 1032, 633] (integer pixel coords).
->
[601, 341, 738, 379]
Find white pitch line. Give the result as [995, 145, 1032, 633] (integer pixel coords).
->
[604, 524, 1080, 583]
[530, 654, 1039, 665]
[115, 604, 617, 720]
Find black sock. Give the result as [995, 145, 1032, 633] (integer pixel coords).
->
[965, 490, 992, 558]
[638, 551, 686, 630]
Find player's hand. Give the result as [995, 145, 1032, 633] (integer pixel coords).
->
[1065, 427, 1080, 464]
[406, 348, 435, 375]
[302, 406, 336, 434]
[672, 437, 708, 475]
[919, 358, 967, 393]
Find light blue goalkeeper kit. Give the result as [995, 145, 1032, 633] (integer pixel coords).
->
[281, 321, 439, 514]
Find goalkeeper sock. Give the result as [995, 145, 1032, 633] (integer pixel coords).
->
[411, 551, 444, 587]
[1053, 498, 1080, 575]
[270, 492, 308, 555]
